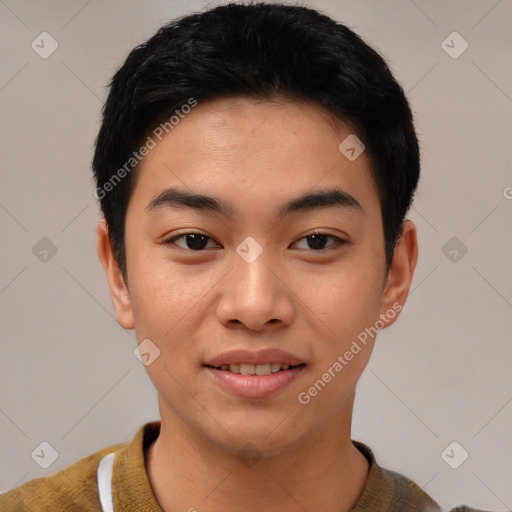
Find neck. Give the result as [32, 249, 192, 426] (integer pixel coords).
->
[145, 394, 369, 512]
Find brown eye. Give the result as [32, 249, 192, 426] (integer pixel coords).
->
[306, 234, 329, 250]
[293, 233, 348, 251]
[164, 233, 219, 251]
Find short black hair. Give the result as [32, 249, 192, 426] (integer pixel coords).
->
[92, 1, 420, 280]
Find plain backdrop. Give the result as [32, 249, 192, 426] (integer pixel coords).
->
[0, 0, 511, 510]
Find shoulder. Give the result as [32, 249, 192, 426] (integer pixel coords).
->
[382, 467, 497, 512]
[353, 441, 498, 512]
[448, 508, 497, 512]
[381, 466, 444, 511]
[0, 441, 125, 511]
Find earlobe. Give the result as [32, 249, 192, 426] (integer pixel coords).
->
[96, 219, 135, 330]
[379, 220, 418, 328]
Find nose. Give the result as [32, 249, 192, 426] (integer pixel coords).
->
[215, 246, 295, 332]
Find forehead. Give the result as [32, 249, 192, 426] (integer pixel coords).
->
[129, 97, 379, 218]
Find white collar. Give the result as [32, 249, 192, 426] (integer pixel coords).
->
[97, 452, 115, 512]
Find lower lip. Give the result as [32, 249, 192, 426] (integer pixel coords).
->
[204, 365, 305, 399]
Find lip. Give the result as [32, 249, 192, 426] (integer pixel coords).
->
[204, 348, 305, 367]
[205, 364, 306, 399]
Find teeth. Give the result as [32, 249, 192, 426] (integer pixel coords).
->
[217, 363, 296, 374]
[240, 363, 255, 375]
[228, 363, 240, 374]
[255, 363, 271, 376]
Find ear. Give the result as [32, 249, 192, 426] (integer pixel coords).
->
[379, 220, 418, 328]
[96, 218, 135, 330]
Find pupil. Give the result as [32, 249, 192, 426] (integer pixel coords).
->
[308, 234, 327, 249]
[184, 234, 328, 250]
[186, 234, 208, 250]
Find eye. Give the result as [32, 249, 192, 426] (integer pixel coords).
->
[164, 232, 220, 251]
[163, 231, 348, 252]
[293, 232, 348, 251]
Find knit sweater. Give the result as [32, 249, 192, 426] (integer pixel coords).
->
[0, 421, 492, 511]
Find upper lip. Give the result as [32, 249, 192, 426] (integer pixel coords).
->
[204, 348, 306, 367]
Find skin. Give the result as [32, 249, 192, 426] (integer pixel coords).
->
[97, 97, 418, 512]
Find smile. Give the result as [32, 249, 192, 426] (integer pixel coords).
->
[205, 362, 305, 375]
[204, 363, 306, 399]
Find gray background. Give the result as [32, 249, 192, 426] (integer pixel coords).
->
[1, 0, 511, 509]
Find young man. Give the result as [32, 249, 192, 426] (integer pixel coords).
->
[0, 3, 493, 511]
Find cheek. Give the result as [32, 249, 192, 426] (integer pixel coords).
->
[127, 258, 205, 341]
[298, 260, 383, 339]
[128, 266, 207, 399]
[295, 271, 382, 414]
[297, 263, 383, 403]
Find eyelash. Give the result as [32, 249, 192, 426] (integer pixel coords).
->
[163, 231, 349, 252]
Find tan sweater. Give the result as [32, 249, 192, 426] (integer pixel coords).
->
[0, 421, 491, 511]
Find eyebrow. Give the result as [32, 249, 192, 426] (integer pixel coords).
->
[145, 186, 363, 218]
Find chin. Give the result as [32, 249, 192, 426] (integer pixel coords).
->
[203, 413, 309, 457]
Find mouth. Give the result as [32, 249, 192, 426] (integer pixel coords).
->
[204, 362, 307, 375]
[203, 363, 307, 399]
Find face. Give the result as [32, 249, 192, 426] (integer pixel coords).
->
[98, 97, 417, 456]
